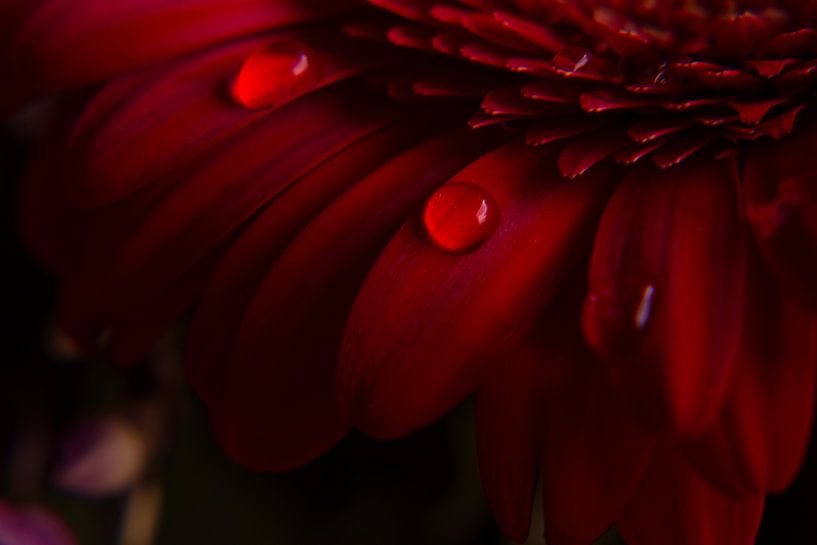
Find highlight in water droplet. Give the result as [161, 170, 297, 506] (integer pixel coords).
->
[554, 47, 593, 73]
[581, 280, 657, 360]
[423, 182, 500, 253]
[230, 42, 323, 110]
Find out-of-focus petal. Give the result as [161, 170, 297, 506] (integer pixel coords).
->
[107, 244, 229, 365]
[186, 112, 459, 405]
[539, 321, 654, 545]
[12, 0, 357, 93]
[478, 285, 655, 545]
[52, 416, 147, 497]
[745, 115, 817, 311]
[687, 256, 817, 496]
[0, 501, 77, 545]
[618, 451, 764, 545]
[17, 104, 91, 275]
[476, 342, 544, 543]
[58, 82, 398, 347]
[338, 141, 617, 439]
[66, 32, 386, 207]
[582, 158, 747, 436]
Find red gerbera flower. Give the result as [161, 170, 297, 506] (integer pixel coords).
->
[6, 0, 817, 543]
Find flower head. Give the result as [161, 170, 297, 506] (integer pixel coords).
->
[7, 0, 817, 543]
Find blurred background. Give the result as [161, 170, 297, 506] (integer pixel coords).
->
[1, 108, 817, 545]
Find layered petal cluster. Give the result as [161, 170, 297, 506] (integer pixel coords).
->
[7, 0, 817, 543]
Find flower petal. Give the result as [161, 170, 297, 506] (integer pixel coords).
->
[475, 342, 544, 543]
[12, 0, 353, 92]
[339, 141, 617, 439]
[106, 243, 228, 366]
[209, 126, 502, 471]
[540, 329, 654, 545]
[186, 113, 458, 405]
[745, 115, 817, 311]
[17, 105, 91, 275]
[618, 450, 765, 545]
[103, 83, 396, 322]
[478, 286, 655, 545]
[0, 501, 77, 545]
[66, 33, 384, 206]
[582, 158, 747, 436]
[687, 256, 817, 495]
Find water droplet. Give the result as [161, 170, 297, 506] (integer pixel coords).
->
[573, 52, 591, 71]
[553, 47, 593, 73]
[581, 280, 657, 360]
[230, 42, 323, 110]
[423, 182, 500, 253]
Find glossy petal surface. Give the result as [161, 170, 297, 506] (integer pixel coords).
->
[583, 159, 747, 436]
[339, 141, 616, 438]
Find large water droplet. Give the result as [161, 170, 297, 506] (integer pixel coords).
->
[581, 280, 657, 360]
[423, 182, 500, 253]
[230, 42, 323, 110]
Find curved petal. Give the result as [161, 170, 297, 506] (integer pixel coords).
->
[17, 104, 91, 275]
[338, 141, 618, 439]
[477, 286, 655, 545]
[475, 342, 544, 543]
[686, 256, 817, 496]
[107, 243, 229, 366]
[582, 158, 747, 436]
[209, 126, 504, 471]
[12, 0, 355, 93]
[618, 450, 765, 545]
[0, 501, 77, 545]
[745, 115, 817, 311]
[540, 334, 654, 545]
[66, 33, 384, 206]
[55, 178, 175, 349]
[68, 82, 398, 337]
[186, 112, 459, 405]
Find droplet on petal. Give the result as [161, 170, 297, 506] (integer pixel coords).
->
[230, 42, 323, 110]
[423, 182, 500, 253]
[581, 280, 657, 360]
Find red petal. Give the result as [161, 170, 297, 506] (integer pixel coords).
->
[339, 141, 617, 439]
[17, 105, 91, 274]
[618, 450, 765, 545]
[67, 33, 382, 207]
[687, 258, 817, 495]
[56, 82, 398, 351]
[745, 115, 817, 311]
[107, 244, 229, 366]
[582, 159, 747, 436]
[185, 113, 457, 405]
[512, 288, 656, 545]
[475, 341, 544, 543]
[541, 346, 654, 545]
[13, 0, 352, 92]
[55, 179, 174, 348]
[104, 82, 398, 319]
[210, 127, 502, 471]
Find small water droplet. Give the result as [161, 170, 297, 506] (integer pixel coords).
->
[573, 52, 591, 71]
[230, 42, 323, 110]
[423, 182, 500, 253]
[581, 280, 657, 359]
[553, 47, 593, 73]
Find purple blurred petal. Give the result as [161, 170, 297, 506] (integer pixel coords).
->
[53, 416, 147, 497]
